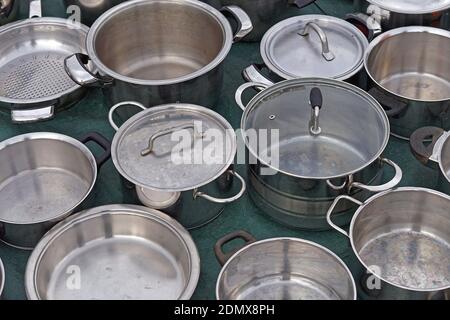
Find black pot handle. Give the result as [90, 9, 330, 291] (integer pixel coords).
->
[368, 87, 408, 117]
[214, 230, 256, 266]
[289, 0, 317, 9]
[79, 132, 112, 168]
[410, 126, 445, 165]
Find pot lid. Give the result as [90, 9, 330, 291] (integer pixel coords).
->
[261, 15, 368, 81]
[241, 78, 390, 179]
[112, 104, 236, 192]
[367, 0, 450, 14]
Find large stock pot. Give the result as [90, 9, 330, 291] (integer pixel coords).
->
[365, 27, 450, 140]
[65, 0, 252, 107]
[327, 187, 450, 300]
[235, 78, 402, 230]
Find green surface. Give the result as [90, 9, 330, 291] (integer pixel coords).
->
[0, 0, 441, 300]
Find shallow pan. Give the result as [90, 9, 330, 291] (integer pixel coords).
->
[25, 205, 200, 300]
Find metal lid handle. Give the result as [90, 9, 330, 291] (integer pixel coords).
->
[298, 21, 335, 61]
[29, 0, 41, 18]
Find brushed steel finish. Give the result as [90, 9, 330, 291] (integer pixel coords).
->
[216, 238, 356, 300]
[25, 205, 200, 300]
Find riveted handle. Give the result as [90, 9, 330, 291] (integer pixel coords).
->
[298, 22, 335, 61]
[214, 230, 256, 266]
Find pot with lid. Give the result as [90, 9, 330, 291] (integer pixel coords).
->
[235, 78, 402, 230]
[365, 26, 450, 140]
[109, 102, 246, 229]
[346, 0, 450, 41]
[242, 15, 369, 89]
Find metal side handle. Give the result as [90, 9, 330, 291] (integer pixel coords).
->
[410, 126, 446, 166]
[221, 5, 253, 42]
[194, 171, 246, 204]
[29, 0, 41, 18]
[11, 106, 54, 123]
[65, 53, 113, 87]
[235, 82, 270, 111]
[326, 195, 363, 238]
[108, 101, 146, 131]
[242, 64, 275, 87]
[351, 158, 402, 193]
[214, 230, 256, 266]
[298, 21, 335, 61]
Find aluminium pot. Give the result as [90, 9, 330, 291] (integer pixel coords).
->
[64, 0, 253, 108]
[347, 0, 450, 41]
[203, 0, 316, 42]
[327, 187, 450, 300]
[25, 205, 200, 300]
[242, 15, 369, 89]
[410, 127, 450, 194]
[63, 0, 128, 26]
[215, 231, 357, 300]
[108, 101, 246, 229]
[0, 0, 19, 26]
[365, 27, 450, 140]
[0, 0, 93, 123]
[235, 78, 402, 230]
[0, 132, 110, 249]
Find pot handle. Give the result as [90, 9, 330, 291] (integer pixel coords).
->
[242, 64, 275, 88]
[108, 101, 147, 131]
[326, 195, 363, 238]
[214, 230, 256, 266]
[235, 82, 270, 111]
[220, 5, 253, 42]
[344, 13, 382, 41]
[29, 0, 41, 18]
[368, 87, 408, 117]
[194, 170, 246, 204]
[64, 53, 114, 87]
[79, 132, 111, 168]
[288, 0, 317, 9]
[350, 158, 402, 193]
[11, 106, 54, 123]
[410, 127, 445, 165]
[298, 22, 335, 61]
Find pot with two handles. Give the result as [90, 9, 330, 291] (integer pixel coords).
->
[347, 0, 450, 41]
[327, 187, 450, 300]
[108, 102, 246, 229]
[64, 0, 253, 108]
[242, 15, 369, 89]
[235, 78, 402, 230]
[365, 26, 450, 140]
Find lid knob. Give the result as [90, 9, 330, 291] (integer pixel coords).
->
[309, 87, 323, 136]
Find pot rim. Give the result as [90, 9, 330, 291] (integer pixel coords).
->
[0, 17, 90, 105]
[112, 103, 237, 192]
[364, 26, 450, 103]
[348, 187, 450, 292]
[215, 237, 357, 300]
[86, 0, 234, 86]
[25, 204, 200, 300]
[433, 131, 450, 184]
[367, 0, 450, 15]
[0, 132, 98, 225]
[240, 77, 390, 180]
[0, 257, 4, 297]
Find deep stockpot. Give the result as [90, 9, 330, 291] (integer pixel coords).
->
[0, 0, 19, 26]
[109, 102, 246, 229]
[63, 0, 128, 26]
[65, 0, 253, 107]
[215, 231, 357, 300]
[25, 205, 200, 300]
[235, 78, 402, 230]
[410, 127, 450, 195]
[0, 132, 110, 249]
[347, 0, 450, 40]
[203, 0, 316, 42]
[327, 187, 450, 300]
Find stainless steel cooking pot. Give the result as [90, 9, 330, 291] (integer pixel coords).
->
[0, 257, 4, 298]
[410, 127, 450, 194]
[0, 132, 110, 249]
[235, 78, 402, 230]
[0, 0, 19, 26]
[64, 0, 128, 26]
[347, 0, 450, 40]
[215, 231, 357, 300]
[65, 0, 253, 107]
[0, 0, 93, 123]
[365, 27, 450, 140]
[242, 15, 369, 88]
[25, 205, 200, 300]
[203, 0, 316, 42]
[327, 187, 450, 300]
[108, 101, 246, 229]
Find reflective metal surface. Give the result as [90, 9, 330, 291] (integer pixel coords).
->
[328, 187, 450, 299]
[216, 236, 356, 300]
[64, 0, 128, 26]
[365, 27, 450, 139]
[25, 205, 200, 300]
[0, 132, 109, 249]
[0, 257, 4, 298]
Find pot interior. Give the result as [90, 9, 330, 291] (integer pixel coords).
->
[31, 211, 193, 300]
[0, 136, 95, 224]
[352, 189, 450, 291]
[217, 239, 355, 300]
[366, 29, 450, 101]
[92, 0, 226, 81]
